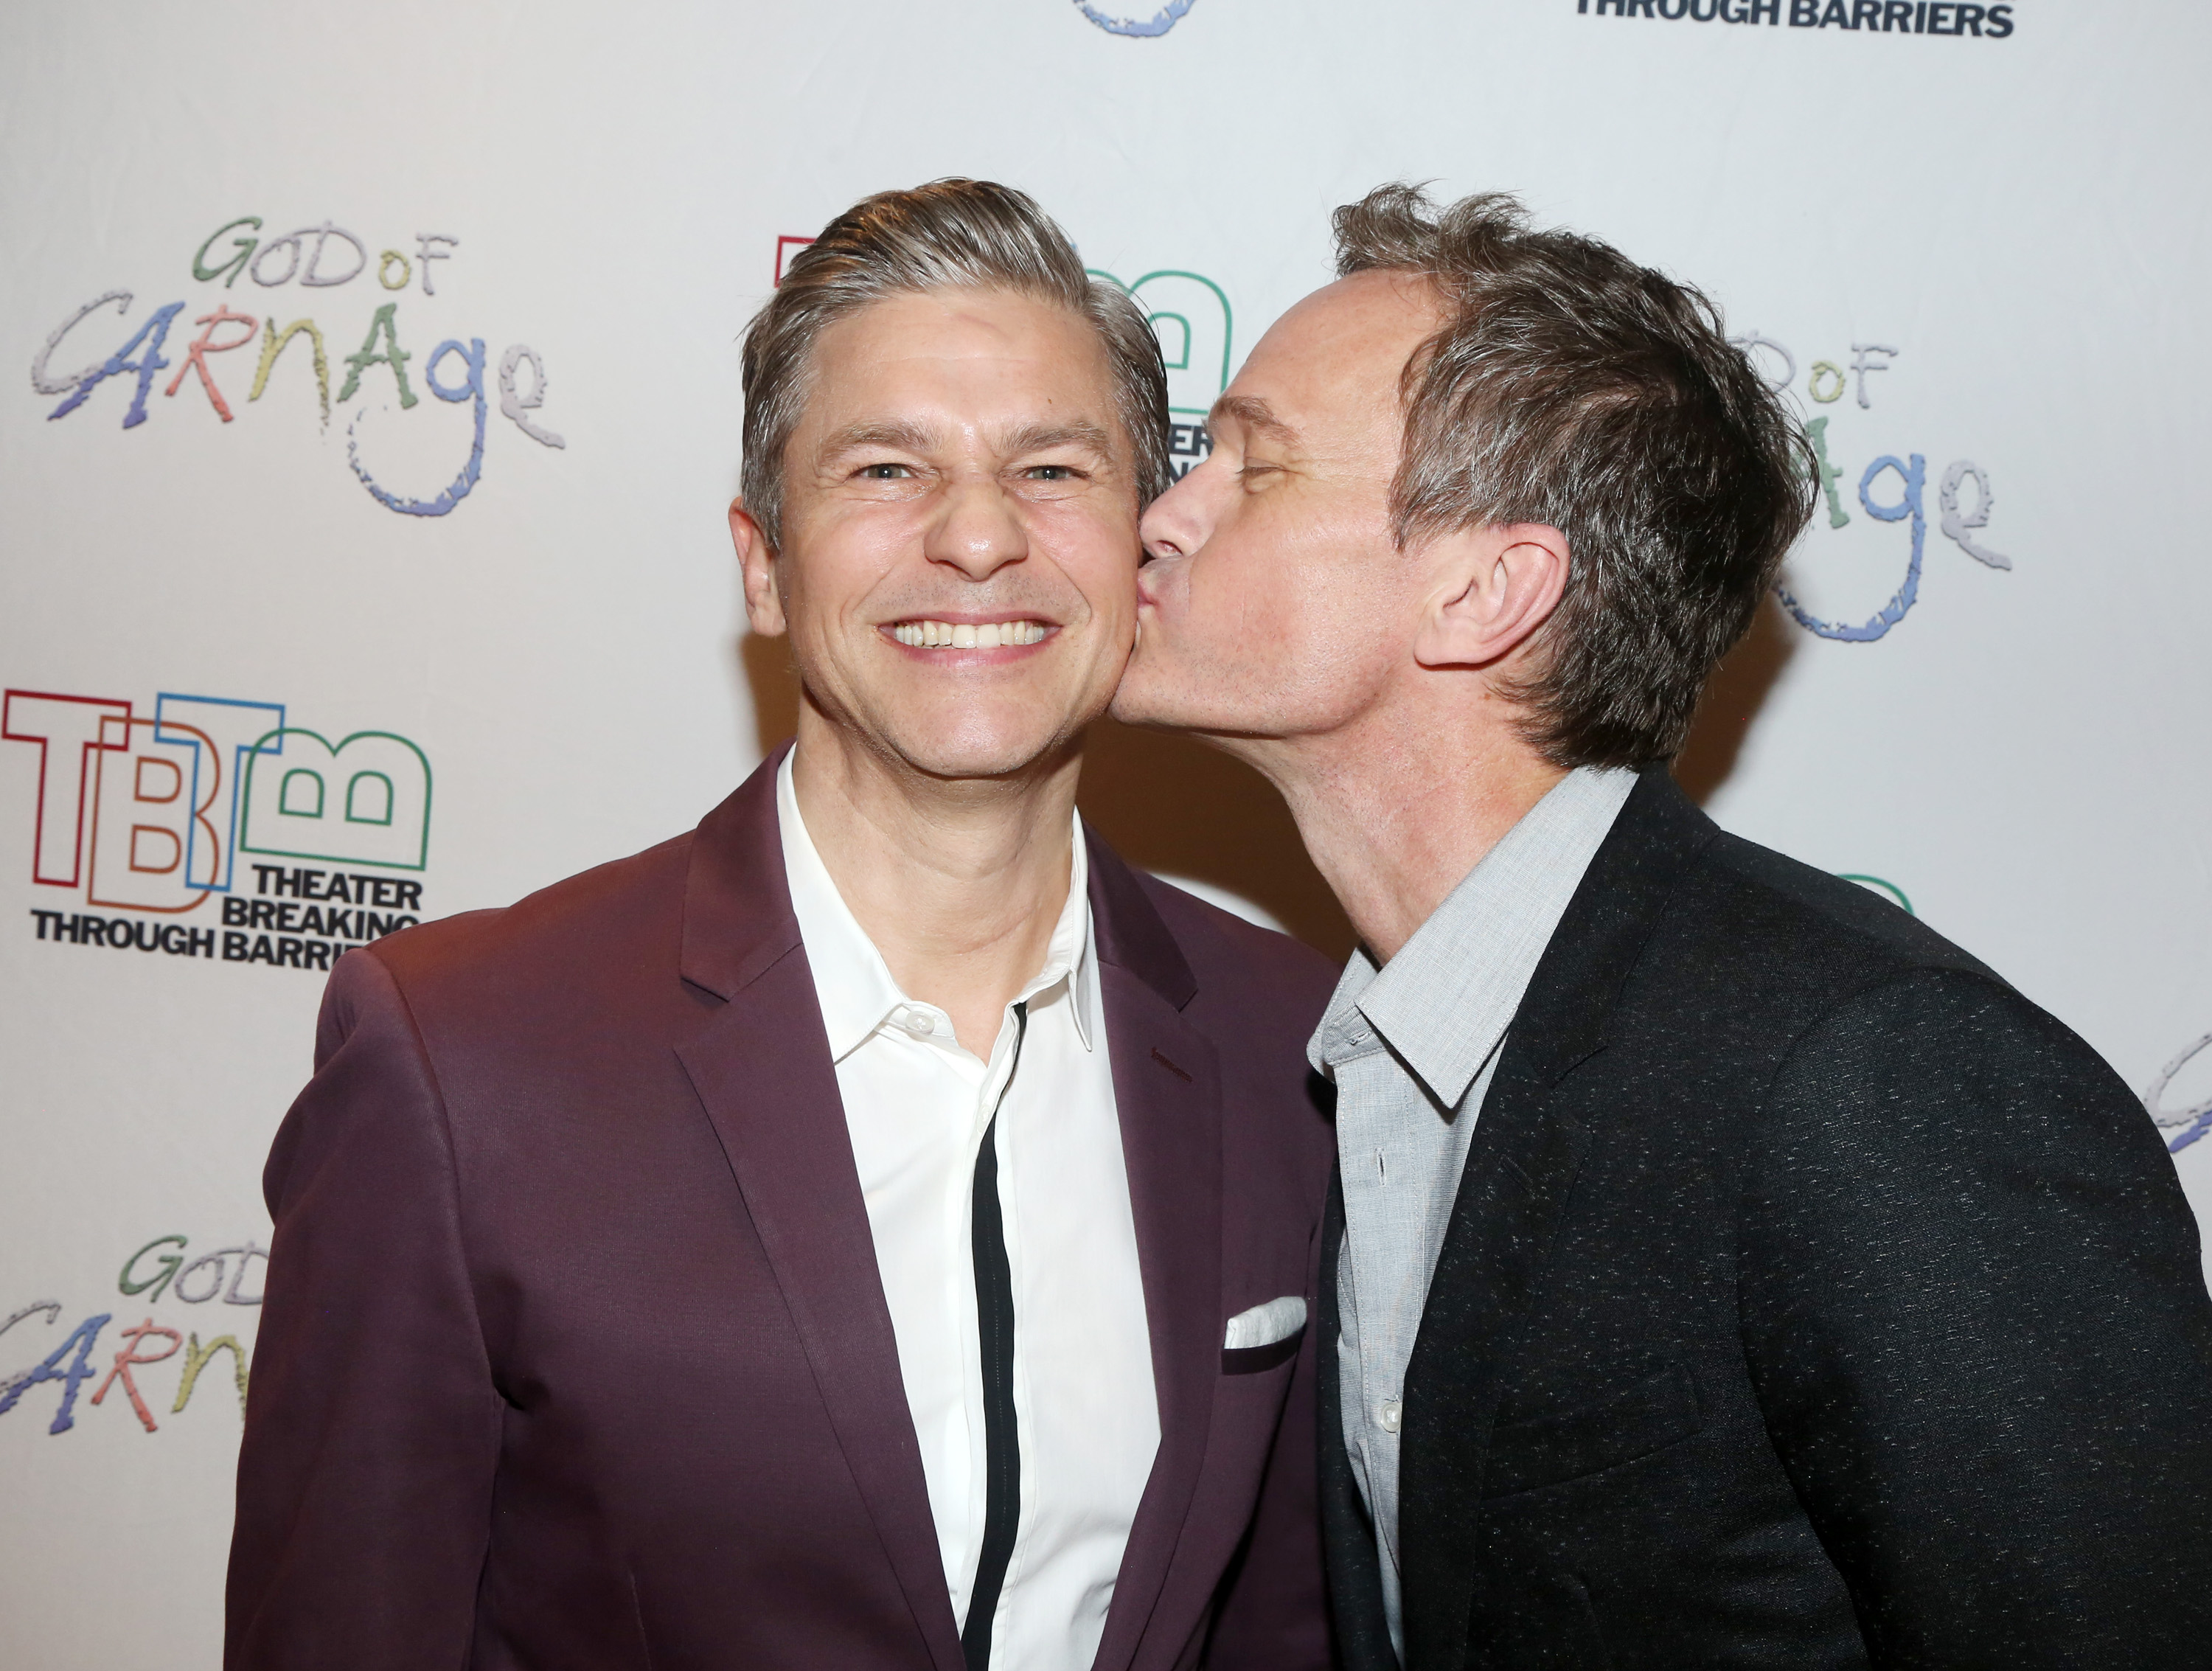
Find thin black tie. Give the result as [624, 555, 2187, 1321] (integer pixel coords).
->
[962, 1001, 1028, 1671]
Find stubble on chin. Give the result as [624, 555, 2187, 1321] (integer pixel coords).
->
[1105, 641, 1175, 729]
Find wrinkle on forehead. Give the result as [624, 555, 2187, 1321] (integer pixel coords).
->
[811, 417, 1118, 465]
[1227, 273, 1441, 465]
[801, 291, 1121, 450]
[816, 288, 1105, 372]
[1272, 273, 1441, 390]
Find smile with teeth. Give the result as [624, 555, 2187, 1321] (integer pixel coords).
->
[891, 619, 1050, 648]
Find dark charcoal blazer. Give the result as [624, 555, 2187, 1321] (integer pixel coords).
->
[226, 751, 1340, 1671]
[1321, 768, 2212, 1670]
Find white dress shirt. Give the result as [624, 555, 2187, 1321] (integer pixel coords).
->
[1308, 765, 1637, 1658]
[777, 752, 1158, 1671]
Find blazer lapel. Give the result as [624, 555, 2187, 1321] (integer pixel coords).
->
[1396, 769, 1718, 1671]
[1318, 1172, 1399, 1671]
[1083, 835, 1225, 1671]
[673, 749, 966, 1671]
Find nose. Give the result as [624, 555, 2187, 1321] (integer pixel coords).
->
[1140, 467, 1206, 567]
[924, 478, 1029, 582]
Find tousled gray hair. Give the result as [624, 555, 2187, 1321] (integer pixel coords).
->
[740, 179, 1169, 552]
[1335, 183, 1816, 769]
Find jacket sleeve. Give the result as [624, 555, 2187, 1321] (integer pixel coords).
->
[225, 948, 501, 1670]
[1202, 1227, 1338, 1671]
[1740, 967, 2212, 1667]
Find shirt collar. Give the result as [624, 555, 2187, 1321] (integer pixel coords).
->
[776, 748, 1095, 1063]
[1306, 766, 1638, 1108]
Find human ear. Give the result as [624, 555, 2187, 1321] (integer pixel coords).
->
[1411, 522, 1569, 670]
[731, 499, 787, 638]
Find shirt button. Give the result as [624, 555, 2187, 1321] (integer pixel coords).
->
[899, 1009, 933, 1037]
[1379, 1400, 1402, 1434]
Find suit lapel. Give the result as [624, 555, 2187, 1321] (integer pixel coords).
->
[1083, 836, 1225, 1671]
[673, 750, 965, 1671]
[1396, 769, 1718, 1671]
[1318, 1173, 1399, 1671]
[1394, 1048, 1595, 1671]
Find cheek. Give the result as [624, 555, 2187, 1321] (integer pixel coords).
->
[779, 521, 895, 636]
[1186, 522, 1401, 712]
[1040, 510, 1140, 628]
[1189, 541, 1324, 660]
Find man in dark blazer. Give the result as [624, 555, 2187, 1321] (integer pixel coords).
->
[1114, 181, 2212, 1668]
[226, 181, 1338, 1671]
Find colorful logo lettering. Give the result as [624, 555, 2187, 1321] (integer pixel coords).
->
[4, 687, 433, 972]
[29, 218, 563, 518]
[1075, 0, 1199, 35]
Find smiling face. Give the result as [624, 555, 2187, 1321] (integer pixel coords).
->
[1112, 271, 1442, 754]
[737, 287, 1141, 782]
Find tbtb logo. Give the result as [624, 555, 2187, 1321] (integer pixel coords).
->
[4, 687, 433, 973]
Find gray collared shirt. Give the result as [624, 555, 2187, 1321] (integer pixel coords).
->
[1309, 766, 1636, 1657]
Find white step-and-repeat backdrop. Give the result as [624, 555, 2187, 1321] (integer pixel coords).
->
[4, 2, 2206, 1665]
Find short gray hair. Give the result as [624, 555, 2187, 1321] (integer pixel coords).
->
[1335, 183, 1816, 769]
[740, 178, 1169, 552]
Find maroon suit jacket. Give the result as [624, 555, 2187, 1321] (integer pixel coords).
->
[226, 752, 1340, 1671]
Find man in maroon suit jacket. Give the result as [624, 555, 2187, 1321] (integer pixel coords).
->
[225, 181, 1338, 1671]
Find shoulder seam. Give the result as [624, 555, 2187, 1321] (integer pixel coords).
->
[1731, 962, 2026, 1338]
[1697, 830, 1980, 970]
[1758, 963, 2017, 1105]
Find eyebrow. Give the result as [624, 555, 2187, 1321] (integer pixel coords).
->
[816, 419, 940, 459]
[816, 418, 1117, 461]
[1209, 394, 1301, 448]
[997, 420, 1116, 459]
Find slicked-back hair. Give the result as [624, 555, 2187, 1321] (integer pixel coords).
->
[740, 178, 1170, 553]
[1335, 183, 1816, 768]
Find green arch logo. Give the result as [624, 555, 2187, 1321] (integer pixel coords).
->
[1837, 873, 1913, 915]
[1088, 268, 1232, 418]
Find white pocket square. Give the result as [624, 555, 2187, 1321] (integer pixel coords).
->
[1223, 1296, 1307, 1351]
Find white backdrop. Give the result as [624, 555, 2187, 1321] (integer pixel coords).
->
[5, 3, 2209, 1666]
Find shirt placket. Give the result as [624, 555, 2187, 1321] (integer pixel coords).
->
[969, 968, 1077, 1652]
[1329, 1029, 1406, 1547]
[942, 986, 1054, 1650]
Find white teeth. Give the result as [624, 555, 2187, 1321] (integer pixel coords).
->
[893, 620, 1047, 648]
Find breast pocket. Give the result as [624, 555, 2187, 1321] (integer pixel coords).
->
[1481, 1361, 1703, 1499]
[1221, 1295, 1307, 1375]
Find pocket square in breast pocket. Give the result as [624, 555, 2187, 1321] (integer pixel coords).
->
[1222, 1296, 1306, 1373]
